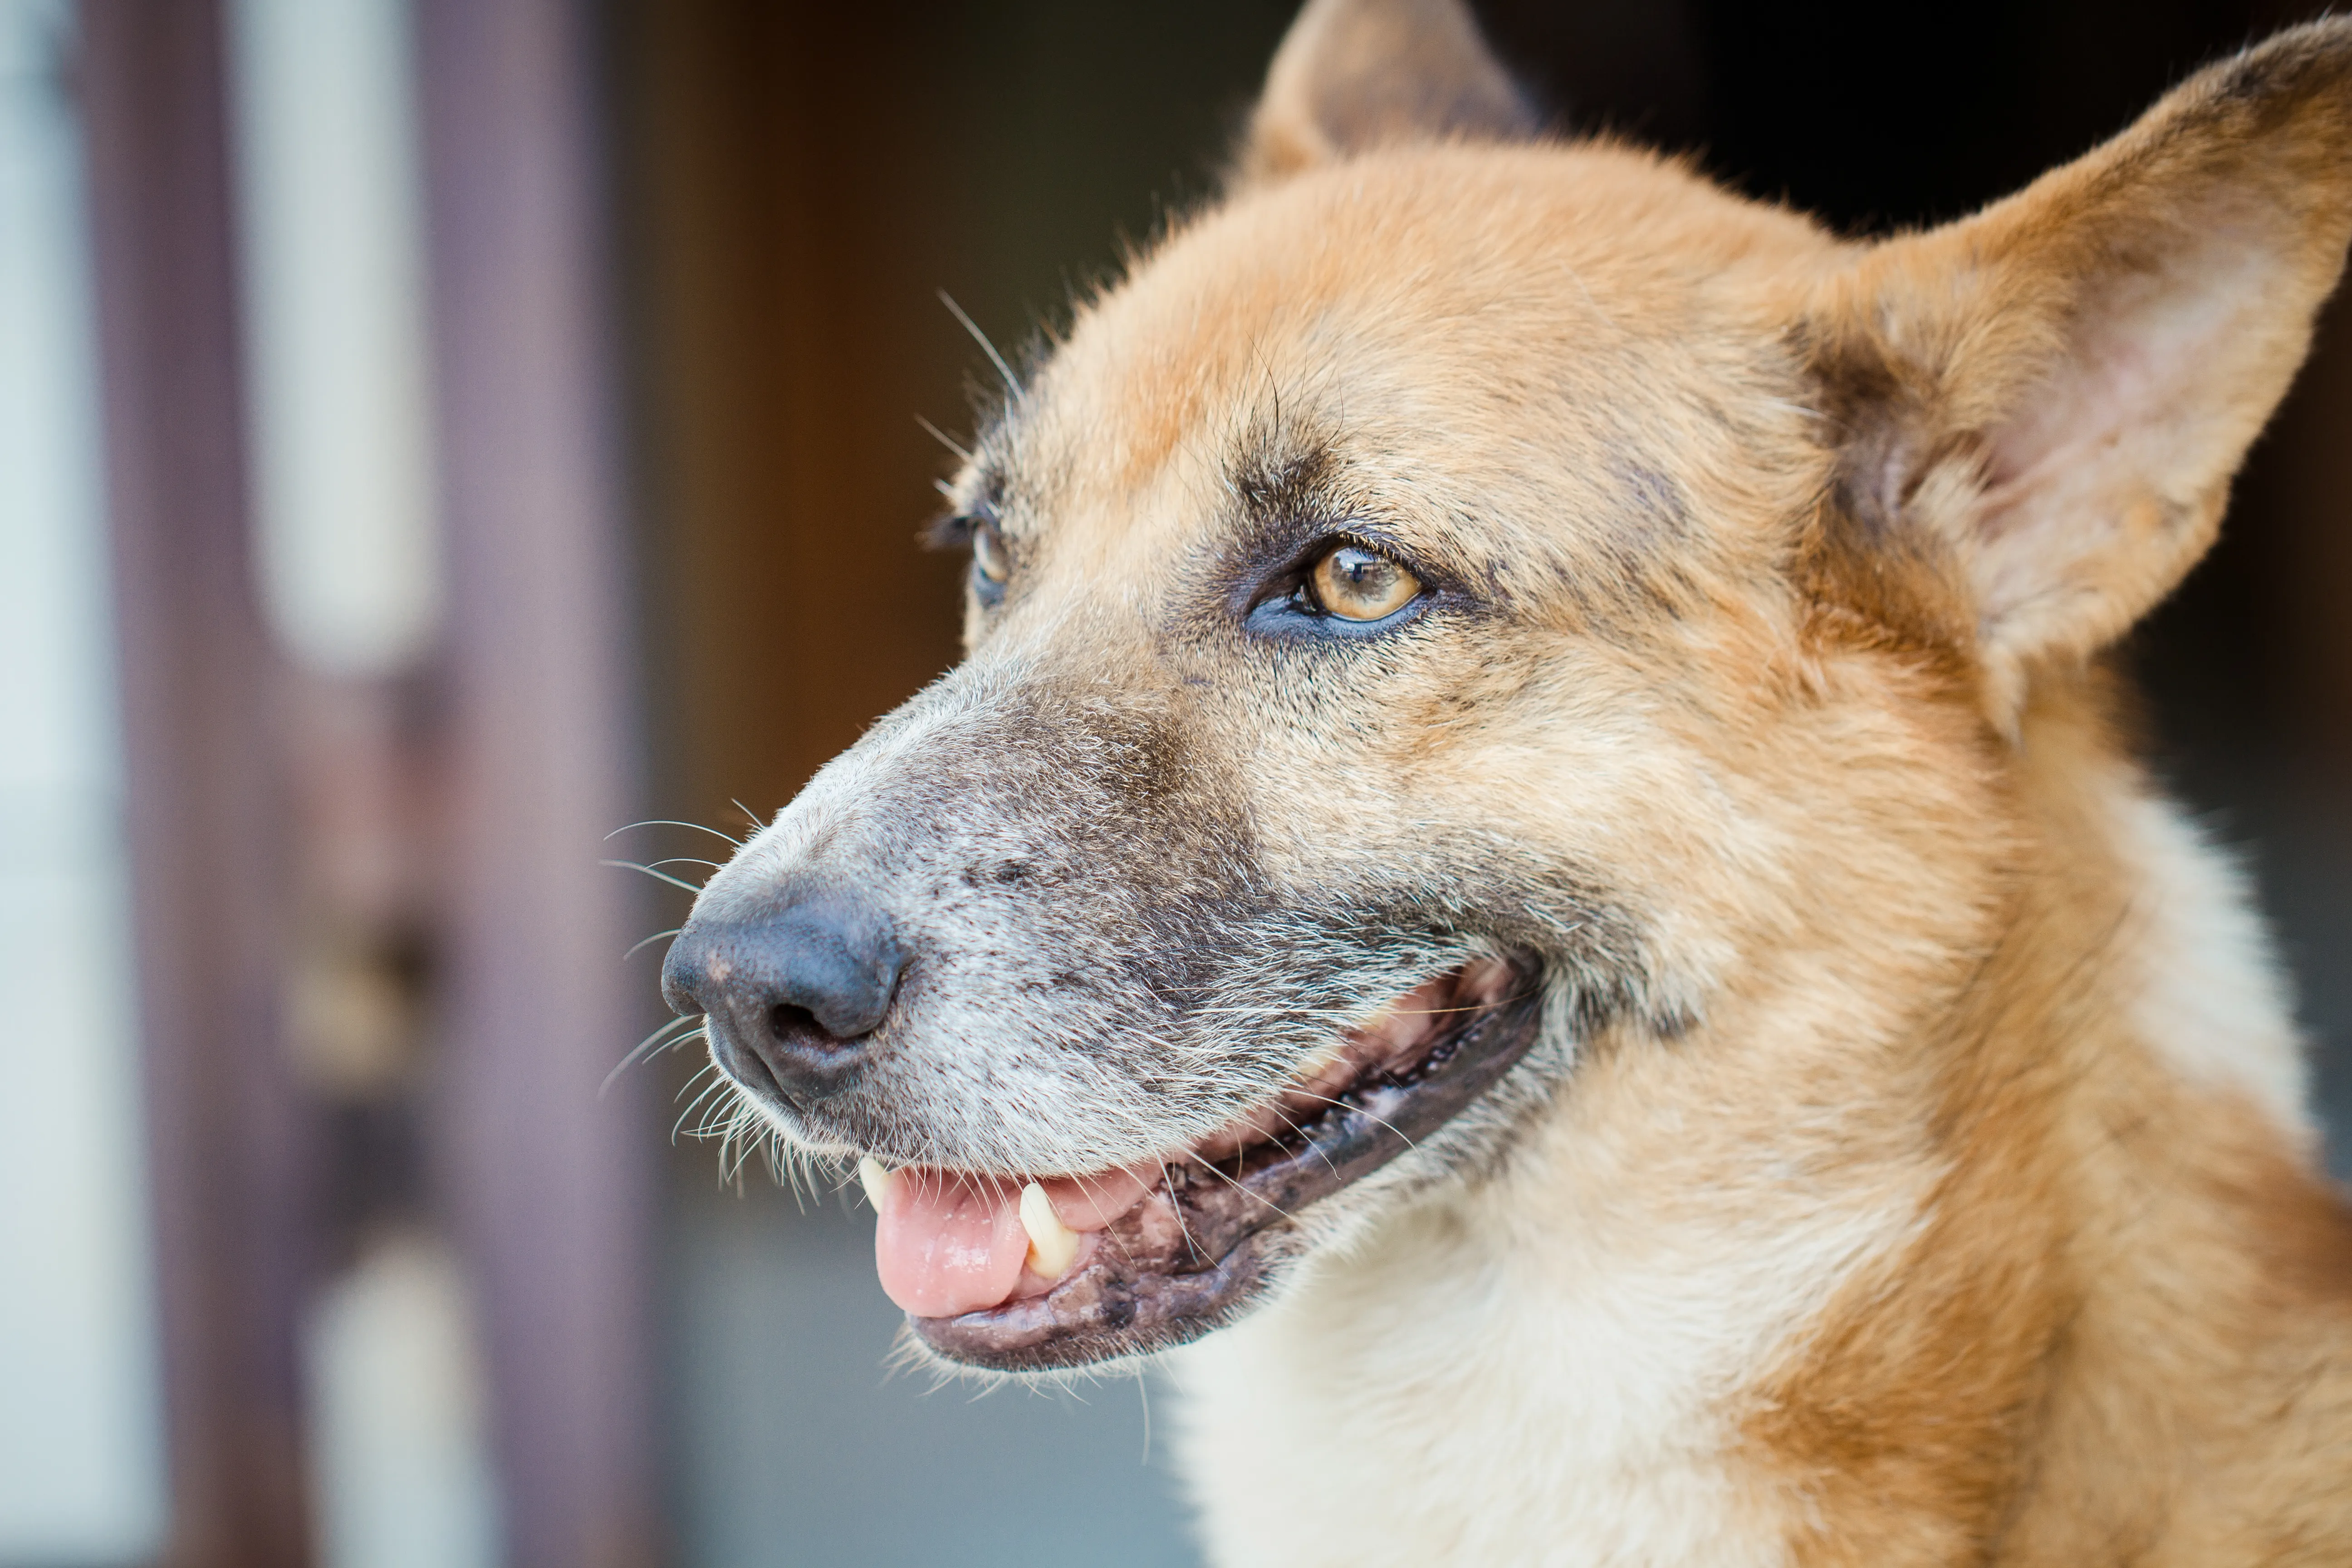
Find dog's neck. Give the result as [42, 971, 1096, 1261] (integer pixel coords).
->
[1176, 685, 2349, 1566]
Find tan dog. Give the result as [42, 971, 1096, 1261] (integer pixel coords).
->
[662, 1, 2352, 1560]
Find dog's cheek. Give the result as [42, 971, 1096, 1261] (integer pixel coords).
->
[1220, 643, 1705, 1018]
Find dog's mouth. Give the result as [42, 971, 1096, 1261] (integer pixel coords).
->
[867, 956, 1539, 1372]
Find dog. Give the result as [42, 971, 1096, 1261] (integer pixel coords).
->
[660, 1, 2352, 1560]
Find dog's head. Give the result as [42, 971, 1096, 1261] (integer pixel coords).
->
[663, 0, 2352, 1371]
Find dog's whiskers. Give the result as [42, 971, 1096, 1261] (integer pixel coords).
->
[600, 858, 704, 895]
[622, 926, 684, 961]
[602, 1016, 705, 1097]
[1281, 1090, 1420, 1152]
[938, 289, 1022, 401]
[604, 818, 744, 849]
[916, 413, 973, 463]
[1183, 1151, 1298, 1225]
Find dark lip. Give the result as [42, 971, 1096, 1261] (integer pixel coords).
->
[909, 964, 1542, 1373]
[703, 1022, 805, 1117]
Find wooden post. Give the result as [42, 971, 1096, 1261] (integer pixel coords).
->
[80, 4, 317, 1563]
[84, 2, 661, 1563]
[413, 3, 661, 1564]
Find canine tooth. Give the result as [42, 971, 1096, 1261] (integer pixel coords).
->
[858, 1156, 896, 1213]
[1019, 1181, 1081, 1279]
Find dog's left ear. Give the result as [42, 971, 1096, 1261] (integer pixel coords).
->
[1804, 21, 2352, 730]
[1236, 0, 1537, 186]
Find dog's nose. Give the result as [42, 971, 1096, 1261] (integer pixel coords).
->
[661, 894, 908, 1102]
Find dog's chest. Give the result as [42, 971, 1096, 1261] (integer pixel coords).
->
[1171, 1182, 1913, 1566]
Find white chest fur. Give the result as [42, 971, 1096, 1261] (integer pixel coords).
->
[1173, 1161, 1920, 1568]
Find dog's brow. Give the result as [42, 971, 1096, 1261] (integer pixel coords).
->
[1230, 426, 1333, 516]
[1219, 421, 1488, 591]
[1224, 421, 1351, 554]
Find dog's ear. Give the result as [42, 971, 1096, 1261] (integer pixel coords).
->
[1803, 21, 2352, 730]
[1236, 0, 1537, 185]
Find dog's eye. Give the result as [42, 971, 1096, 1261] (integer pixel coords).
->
[1308, 543, 1420, 622]
[971, 520, 1012, 588]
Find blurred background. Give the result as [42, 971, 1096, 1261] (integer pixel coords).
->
[1, 1, 2346, 1564]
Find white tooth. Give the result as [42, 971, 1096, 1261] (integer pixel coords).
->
[858, 1156, 896, 1214]
[1019, 1181, 1081, 1280]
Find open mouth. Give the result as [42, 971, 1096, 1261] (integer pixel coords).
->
[861, 956, 1539, 1372]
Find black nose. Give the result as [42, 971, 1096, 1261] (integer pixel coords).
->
[661, 894, 908, 1103]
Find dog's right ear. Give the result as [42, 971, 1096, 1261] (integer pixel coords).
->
[1801, 20, 2352, 733]
[1236, 0, 1537, 186]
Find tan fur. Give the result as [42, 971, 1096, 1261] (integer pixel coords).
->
[702, 2, 2352, 1558]
[1076, 6, 2352, 1559]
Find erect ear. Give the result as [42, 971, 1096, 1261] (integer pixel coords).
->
[1236, 0, 1537, 186]
[1803, 21, 2352, 730]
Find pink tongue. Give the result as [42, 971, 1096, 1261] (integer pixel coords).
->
[873, 1172, 1029, 1318]
[872, 1165, 1157, 1318]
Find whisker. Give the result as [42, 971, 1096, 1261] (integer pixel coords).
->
[1281, 1090, 1420, 1152]
[1184, 1151, 1297, 1225]
[1263, 1105, 1345, 1181]
[938, 289, 1021, 398]
[1135, 1366, 1152, 1465]
[1063, 1168, 1144, 1269]
[1155, 1157, 1202, 1259]
[672, 1069, 733, 1143]
[605, 819, 744, 848]
[915, 413, 973, 463]
[624, 927, 684, 961]
[602, 1017, 705, 1098]
[600, 859, 704, 895]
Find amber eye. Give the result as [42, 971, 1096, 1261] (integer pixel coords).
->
[1308, 542, 1420, 622]
[970, 520, 1011, 587]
